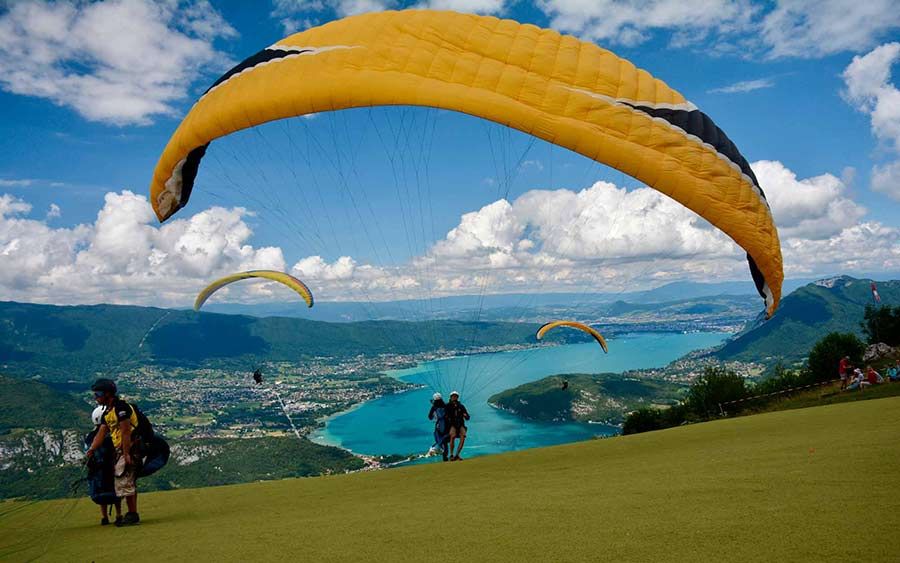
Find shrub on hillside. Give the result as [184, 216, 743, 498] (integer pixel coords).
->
[862, 305, 900, 347]
[623, 367, 747, 434]
[807, 332, 865, 382]
[622, 403, 688, 435]
[751, 363, 813, 396]
[622, 408, 663, 435]
[685, 366, 748, 418]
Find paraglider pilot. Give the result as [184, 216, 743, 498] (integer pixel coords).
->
[446, 391, 470, 461]
[86, 378, 141, 526]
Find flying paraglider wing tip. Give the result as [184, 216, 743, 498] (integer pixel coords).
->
[194, 271, 315, 311]
[536, 320, 608, 353]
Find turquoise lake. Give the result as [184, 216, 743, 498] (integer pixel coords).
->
[311, 331, 728, 460]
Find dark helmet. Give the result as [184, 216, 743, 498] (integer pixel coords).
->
[91, 378, 117, 394]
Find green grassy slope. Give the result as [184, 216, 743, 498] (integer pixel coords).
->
[2, 398, 899, 562]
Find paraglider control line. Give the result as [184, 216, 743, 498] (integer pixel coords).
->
[270, 385, 304, 443]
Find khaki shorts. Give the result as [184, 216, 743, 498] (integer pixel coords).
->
[449, 425, 467, 439]
[114, 450, 137, 497]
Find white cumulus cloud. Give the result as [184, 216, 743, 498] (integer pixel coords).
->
[708, 78, 775, 94]
[871, 161, 900, 200]
[0, 191, 284, 305]
[761, 0, 900, 59]
[842, 42, 900, 200]
[0, 0, 236, 126]
[537, 0, 754, 47]
[0, 160, 896, 306]
[0, 178, 35, 188]
[416, 0, 506, 14]
[753, 160, 866, 239]
[535, 0, 899, 58]
[272, 0, 394, 34]
[416, 160, 897, 295]
[782, 222, 900, 277]
[46, 203, 61, 220]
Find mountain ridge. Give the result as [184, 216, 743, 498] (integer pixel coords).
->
[714, 276, 899, 364]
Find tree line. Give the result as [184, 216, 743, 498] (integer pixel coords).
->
[623, 304, 899, 435]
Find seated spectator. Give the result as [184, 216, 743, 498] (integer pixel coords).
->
[866, 365, 883, 385]
[846, 369, 870, 391]
[887, 361, 900, 382]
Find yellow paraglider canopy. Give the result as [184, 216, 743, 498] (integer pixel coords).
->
[536, 321, 609, 354]
[194, 271, 314, 311]
[151, 9, 783, 317]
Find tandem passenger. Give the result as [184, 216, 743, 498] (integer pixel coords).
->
[445, 391, 470, 461]
[428, 392, 449, 462]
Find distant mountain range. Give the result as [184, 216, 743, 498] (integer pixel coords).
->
[0, 301, 552, 382]
[1, 275, 894, 383]
[0, 282, 770, 383]
[714, 276, 898, 365]
[202, 278, 815, 322]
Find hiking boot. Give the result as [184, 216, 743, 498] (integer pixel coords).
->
[101, 517, 109, 526]
[116, 512, 140, 527]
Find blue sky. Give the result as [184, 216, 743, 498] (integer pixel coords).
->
[0, 0, 898, 308]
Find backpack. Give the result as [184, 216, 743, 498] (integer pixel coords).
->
[139, 436, 170, 478]
[129, 402, 155, 443]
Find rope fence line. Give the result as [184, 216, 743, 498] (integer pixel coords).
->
[718, 379, 840, 415]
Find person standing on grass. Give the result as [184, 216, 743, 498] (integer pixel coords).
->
[445, 391, 470, 461]
[86, 378, 141, 527]
[839, 356, 851, 390]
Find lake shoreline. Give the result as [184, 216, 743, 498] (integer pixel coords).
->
[315, 332, 729, 459]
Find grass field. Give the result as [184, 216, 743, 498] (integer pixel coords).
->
[2, 397, 899, 562]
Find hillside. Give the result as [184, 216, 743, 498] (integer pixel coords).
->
[488, 373, 681, 424]
[2, 398, 897, 562]
[0, 375, 87, 433]
[0, 433, 365, 500]
[0, 301, 574, 382]
[0, 294, 758, 384]
[715, 276, 900, 364]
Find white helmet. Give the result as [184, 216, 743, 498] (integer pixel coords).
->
[91, 406, 106, 426]
[450, 390, 460, 398]
[432, 392, 442, 401]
